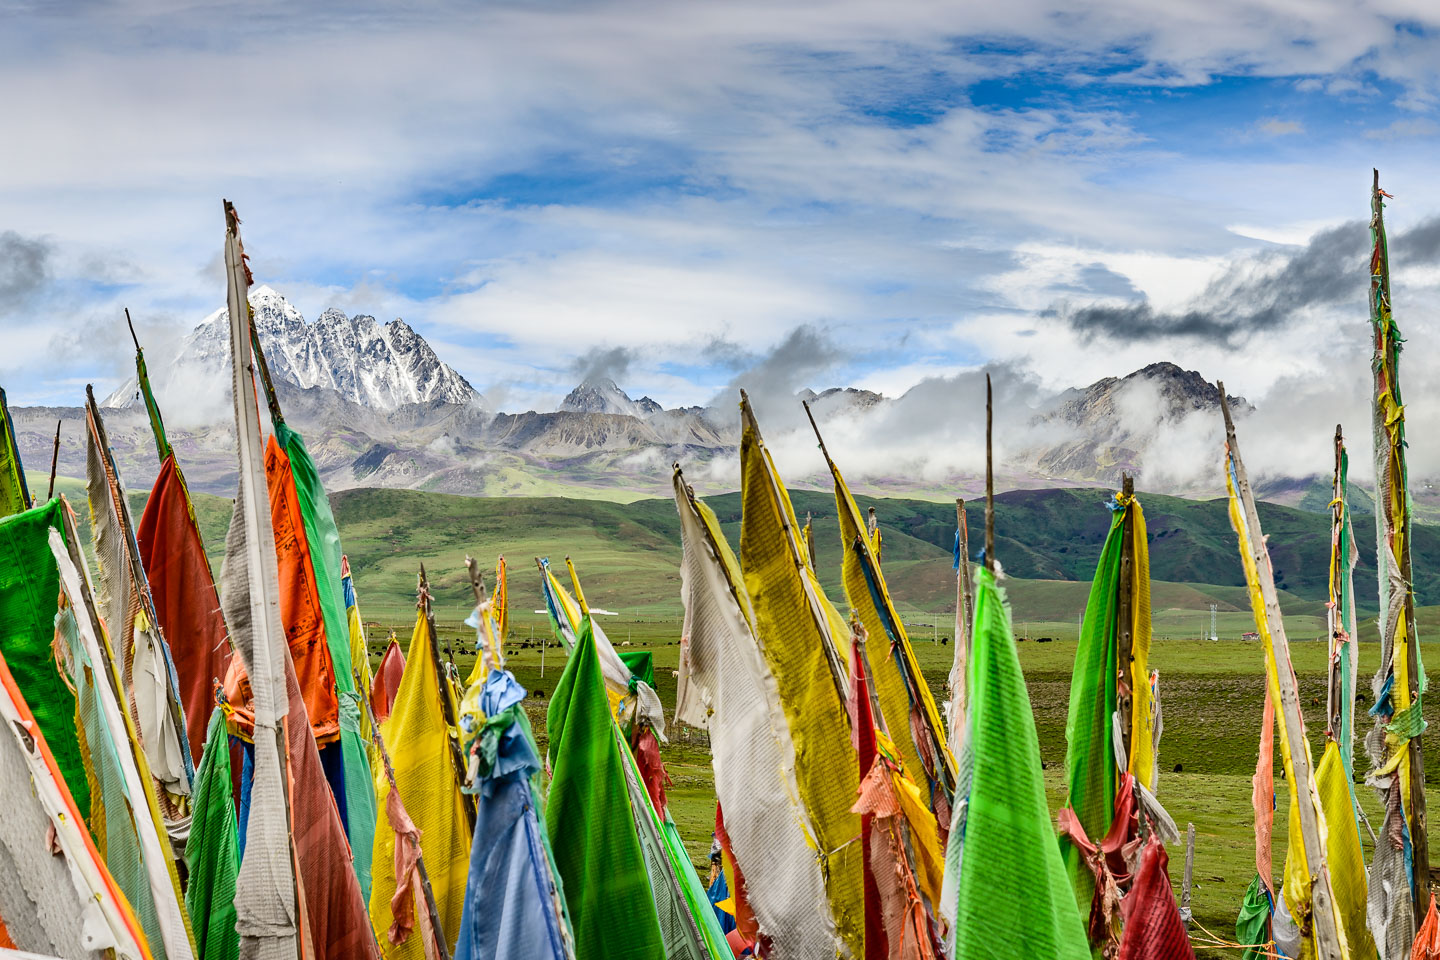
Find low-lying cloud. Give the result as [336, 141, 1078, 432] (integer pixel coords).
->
[0, 230, 53, 310]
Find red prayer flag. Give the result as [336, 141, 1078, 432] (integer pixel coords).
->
[136, 453, 232, 762]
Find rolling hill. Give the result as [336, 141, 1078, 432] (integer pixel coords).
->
[44, 467, 1429, 632]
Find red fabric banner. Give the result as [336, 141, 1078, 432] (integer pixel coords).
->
[136, 454, 232, 762]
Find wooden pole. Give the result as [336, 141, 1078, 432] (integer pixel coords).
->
[1181, 822, 1196, 926]
[804, 512, 817, 571]
[956, 499, 974, 632]
[1371, 169, 1428, 906]
[417, 564, 476, 831]
[46, 419, 60, 500]
[1327, 425, 1344, 741]
[248, 312, 286, 428]
[464, 555, 500, 674]
[985, 374, 994, 572]
[357, 670, 450, 960]
[1117, 474, 1135, 766]
[1219, 383, 1344, 960]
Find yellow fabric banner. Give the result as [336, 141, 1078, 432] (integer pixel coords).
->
[1125, 497, 1156, 790]
[1317, 741, 1376, 960]
[369, 611, 472, 958]
[739, 408, 864, 958]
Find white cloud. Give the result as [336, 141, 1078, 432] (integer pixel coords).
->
[1257, 117, 1305, 136]
[7, 0, 1440, 413]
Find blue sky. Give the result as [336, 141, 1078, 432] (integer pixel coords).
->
[6, 0, 1440, 449]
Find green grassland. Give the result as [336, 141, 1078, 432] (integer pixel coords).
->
[420, 628, 1439, 959]
[79, 472, 1440, 955]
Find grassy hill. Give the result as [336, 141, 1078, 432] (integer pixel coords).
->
[79, 477, 1414, 629]
[315, 483, 1423, 624]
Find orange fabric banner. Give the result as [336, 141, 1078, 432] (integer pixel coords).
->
[265, 436, 341, 743]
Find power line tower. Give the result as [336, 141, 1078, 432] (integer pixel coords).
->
[1209, 603, 1218, 642]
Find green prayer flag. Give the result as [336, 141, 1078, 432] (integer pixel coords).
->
[617, 649, 656, 691]
[1060, 509, 1124, 914]
[0, 387, 31, 517]
[135, 345, 173, 463]
[0, 500, 86, 814]
[275, 422, 376, 903]
[187, 708, 241, 960]
[1235, 874, 1272, 960]
[952, 567, 1089, 959]
[546, 614, 666, 960]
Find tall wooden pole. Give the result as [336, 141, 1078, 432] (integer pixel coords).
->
[949, 498, 975, 743]
[1326, 425, 1344, 742]
[1116, 474, 1135, 762]
[1371, 169, 1428, 905]
[984, 374, 994, 572]
[46, 419, 60, 500]
[417, 564, 476, 831]
[1219, 383, 1344, 960]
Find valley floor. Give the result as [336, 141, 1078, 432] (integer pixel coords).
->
[369, 625, 1440, 959]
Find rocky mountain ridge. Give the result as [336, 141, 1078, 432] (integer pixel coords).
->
[104, 286, 479, 412]
[16, 290, 1283, 504]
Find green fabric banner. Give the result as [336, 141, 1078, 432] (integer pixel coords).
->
[546, 614, 666, 960]
[952, 567, 1089, 959]
[1060, 508, 1125, 914]
[0, 387, 31, 518]
[0, 500, 85, 814]
[1235, 874, 1271, 960]
[275, 422, 376, 903]
[186, 708, 240, 960]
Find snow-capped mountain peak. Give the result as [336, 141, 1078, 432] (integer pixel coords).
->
[103, 289, 478, 412]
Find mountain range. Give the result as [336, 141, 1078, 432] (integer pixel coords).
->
[7, 287, 1342, 508]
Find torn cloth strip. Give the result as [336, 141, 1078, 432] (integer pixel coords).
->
[1056, 773, 1140, 950]
[949, 567, 1089, 960]
[545, 613, 666, 960]
[851, 634, 887, 960]
[1116, 838, 1194, 960]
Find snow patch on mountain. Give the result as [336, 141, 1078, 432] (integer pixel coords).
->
[103, 286, 478, 412]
